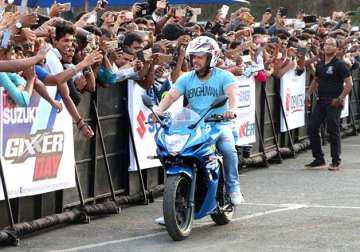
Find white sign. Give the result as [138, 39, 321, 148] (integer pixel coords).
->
[341, 83, 349, 118]
[0, 87, 75, 200]
[234, 76, 256, 145]
[128, 81, 182, 171]
[280, 69, 306, 132]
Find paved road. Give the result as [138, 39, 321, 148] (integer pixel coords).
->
[2, 136, 360, 252]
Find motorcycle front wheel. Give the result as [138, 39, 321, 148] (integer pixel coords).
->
[163, 174, 194, 241]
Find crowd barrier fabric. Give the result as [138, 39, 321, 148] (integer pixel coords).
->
[234, 76, 256, 145]
[280, 69, 306, 132]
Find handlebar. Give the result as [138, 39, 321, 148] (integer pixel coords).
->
[204, 114, 237, 123]
[145, 112, 170, 125]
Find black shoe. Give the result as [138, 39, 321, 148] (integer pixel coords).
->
[305, 160, 326, 169]
[328, 162, 340, 171]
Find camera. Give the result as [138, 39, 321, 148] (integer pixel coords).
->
[266, 7, 271, 13]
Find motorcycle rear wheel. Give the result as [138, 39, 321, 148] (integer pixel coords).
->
[163, 175, 194, 241]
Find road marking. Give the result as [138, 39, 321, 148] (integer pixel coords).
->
[342, 144, 360, 147]
[46, 202, 360, 252]
[241, 202, 360, 209]
[194, 204, 306, 226]
[50, 204, 304, 252]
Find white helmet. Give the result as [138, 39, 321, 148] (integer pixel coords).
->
[186, 36, 220, 68]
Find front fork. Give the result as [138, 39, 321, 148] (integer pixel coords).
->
[217, 160, 233, 212]
[187, 163, 197, 208]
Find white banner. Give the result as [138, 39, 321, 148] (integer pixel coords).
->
[128, 80, 182, 171]
[341, 83, 349, 118]
[234, 76, 256, 145]
[280, 69, 306, 132]
[0, 87, 75, 200]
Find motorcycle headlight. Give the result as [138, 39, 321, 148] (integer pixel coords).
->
[164, 134, 190, 155]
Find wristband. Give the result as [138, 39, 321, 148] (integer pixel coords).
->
[76, 118, 83, 126]
[79, 123, 87, 131]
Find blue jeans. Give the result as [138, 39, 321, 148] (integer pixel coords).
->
[214, 124, 240, 193]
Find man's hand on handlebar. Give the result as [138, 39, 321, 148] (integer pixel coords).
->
[150, 109, 169, 124]
[223, 110, 237, 120]
[150, 109, 162, 123]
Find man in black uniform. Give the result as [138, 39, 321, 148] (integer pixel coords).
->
[305, 37, 353, 171]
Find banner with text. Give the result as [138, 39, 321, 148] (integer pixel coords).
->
[0, 87, 75, 200]
[128, 81, 182, 171]
[234, 76, 256, 145]
[280, 70, 306, 132]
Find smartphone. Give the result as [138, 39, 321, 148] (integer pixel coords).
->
[125, 11, 133, 20]
[297, 47, 307, 55]
[136, 50, 145, 62]
[143, 49, 152, 61]
[175, 8, 186, 17]
[0, 8, 4, 20]
[153, 53, 172, 64]
[138, 3, 148, 16]
[100, 0, 108, 8]
[255, 36, 268, 44]
[106, 40, 118, 50]
[135, 31, 150, 40]
[192, 8, 201, 15]
[304, 15, 317, 23]
[285, 19, 294, 26]
[87, 13, 97, 24]
[62, 2, 71, 11]
[185, 8, 193, 19]
[279, 7, 287, 17]
[268, 36, 279, 43]
[351, 26, 359, 32]
[294, 20, 305, 29]
[0, 31, 11, 49]
[219, 5, 229, 19]
[156, 0, 167, 9]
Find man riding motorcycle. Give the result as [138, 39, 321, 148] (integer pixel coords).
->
[153, 36, 245, 211]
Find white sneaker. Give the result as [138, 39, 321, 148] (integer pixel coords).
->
[229, 192, 245, 206]
[155, 216, 165, 226]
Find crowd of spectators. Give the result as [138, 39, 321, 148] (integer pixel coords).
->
[1, 0, 359, 138]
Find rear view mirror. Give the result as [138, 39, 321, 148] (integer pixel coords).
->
[210, 95, 228, 109]
[142, 94, 153, 109]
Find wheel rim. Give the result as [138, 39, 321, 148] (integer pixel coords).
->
[175, 177, 191, 230]
[219, 184, 234, 216]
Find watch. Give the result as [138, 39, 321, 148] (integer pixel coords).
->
[15, 22, 23, 30]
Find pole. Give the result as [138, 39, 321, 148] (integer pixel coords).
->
[0, 160, 14, 229]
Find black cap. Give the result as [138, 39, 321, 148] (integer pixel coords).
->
[253, 27, 267, 35]
[161, 23, 187, 41]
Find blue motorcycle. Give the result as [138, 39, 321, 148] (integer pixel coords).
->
[142, 95, 235, 241]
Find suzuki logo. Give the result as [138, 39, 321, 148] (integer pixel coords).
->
[136, 110, 146, 139]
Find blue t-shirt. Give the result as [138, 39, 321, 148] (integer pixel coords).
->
[174, 68, 237, 117]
